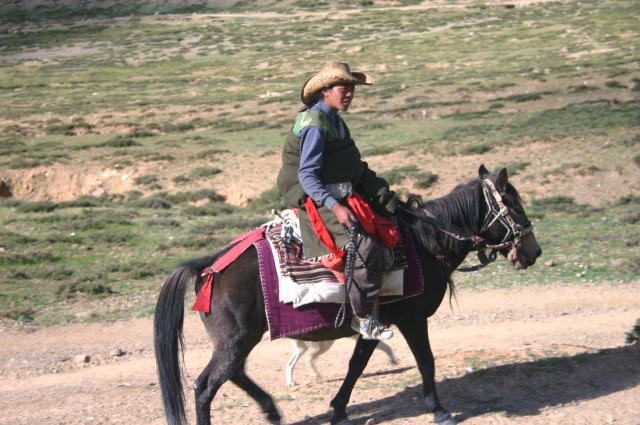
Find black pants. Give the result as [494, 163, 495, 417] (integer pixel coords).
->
[348, 232, 384, 317]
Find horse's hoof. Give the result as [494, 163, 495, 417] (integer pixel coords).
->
[267, 410, 282, 425]
[266, 411, 282, 424]
[434, 411, 457, 425]
[332, 419, 356, 425]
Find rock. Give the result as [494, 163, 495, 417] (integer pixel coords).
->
[73, 354, 90, 365]
[110, 348, 125, 357]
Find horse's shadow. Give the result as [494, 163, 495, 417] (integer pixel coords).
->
[288, 344, 639, 424]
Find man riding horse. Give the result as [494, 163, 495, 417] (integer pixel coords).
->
[277, 62, 400, 341]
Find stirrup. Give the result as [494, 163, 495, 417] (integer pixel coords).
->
[351, 314, 394, 341]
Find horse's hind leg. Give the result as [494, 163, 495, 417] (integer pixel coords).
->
[193, 357, 224, 425]
[194, 327, 269, 424]
[231, 361, 281, 422]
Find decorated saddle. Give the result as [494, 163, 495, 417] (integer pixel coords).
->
[267, 215, 408, 308]
[192, 212, 425, 340]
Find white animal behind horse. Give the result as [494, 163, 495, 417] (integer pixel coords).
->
[286, 337, 398, 386]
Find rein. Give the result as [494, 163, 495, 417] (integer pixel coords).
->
[400, 178, 534, 272]
[334, 224, 358, 329]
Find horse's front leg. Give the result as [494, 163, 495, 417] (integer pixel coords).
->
[396, 319, 456, 425]
[329, 337, 378, 425]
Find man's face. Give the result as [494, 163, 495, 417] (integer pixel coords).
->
[322, 83, 356, 112]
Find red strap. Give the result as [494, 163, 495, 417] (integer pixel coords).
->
[304, 192, 401, 279]
[304, 197, 345, 258]
[192, 227, 266, 313]
[347, 192, 400, 248]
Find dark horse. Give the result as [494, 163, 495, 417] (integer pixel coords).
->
[154, 165, 541, 425]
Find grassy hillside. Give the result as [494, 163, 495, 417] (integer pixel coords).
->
[0, 0, 638, 329]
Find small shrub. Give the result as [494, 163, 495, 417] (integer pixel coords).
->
[191, 167, 223, 178]
[125, 190, 144, 200]
[0, 231, 37, 248]
[131, 196, 172, 209]
[0, 198, 22, 208]
[460, 143, 492, 155]
[131, 127, 157, 137]
[495, 92, 548, 102]
[173, 175, 191, 184]
[0, 306, 35, 322]
[625, 318, 640, 344]
[45, 117, 93, 135]
[493, 162, 530, 176]
[147, 217, 181, 227]
[621, 134, 640, 147]
[165, 189, 225, 204]
[247, 187, 288, 213]
[196, 147, 230, 156]
[15, 201, 59, 213]
[7, 270, 30, 279]
[532, 196, 576, 208]
[512, 93, 543, 102]
[134, 174, 159, 186]
[569, 84, 598, 93]
[576, 165, 602, 176]
[381, 165, 418, 186]
[102, 136, 141, 148]
[32, 265, 74, 280]
[414, 171, 439, 189]
[61, 195, 111, 208]
[140, 153, 175, 162]
[91, 230, 135, 243]
[531, 196, 598, 215]
[614, 195, 640, 206]
[0, 251, 61, 266]
[605, 80, 626, 89]
[56, 281, 114, 299]
[361, 146, 396, 157]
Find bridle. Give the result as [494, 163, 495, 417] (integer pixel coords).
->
[455, 178, 534, 271]
[479, 178, 533, 247]
[402, 178, 534, 272]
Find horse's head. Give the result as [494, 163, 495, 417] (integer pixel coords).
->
[477, 165, 541, 269]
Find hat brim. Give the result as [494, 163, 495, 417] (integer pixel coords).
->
[301, 70, 374, 106]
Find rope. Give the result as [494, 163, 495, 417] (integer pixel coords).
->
[334, 224, 358, 329]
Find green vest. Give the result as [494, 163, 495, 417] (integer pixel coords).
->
[277, 109, 365, 208]
[276, 109, 389, 258]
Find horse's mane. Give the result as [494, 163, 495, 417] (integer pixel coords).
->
[397, 177, 498, 302]
[400, 178, 482, 251]
[399, 174, 524, 265]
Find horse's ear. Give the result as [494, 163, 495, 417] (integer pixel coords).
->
[478, 164, 490, 179]
[496, 168, 509, 192]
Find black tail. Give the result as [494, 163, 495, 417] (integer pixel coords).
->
[153, 255, 216, 425]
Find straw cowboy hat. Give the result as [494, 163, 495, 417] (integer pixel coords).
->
[301, 62, 374, 106]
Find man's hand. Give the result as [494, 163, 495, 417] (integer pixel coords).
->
[376, 189, 399, 214]
[331, 203, 356, 229]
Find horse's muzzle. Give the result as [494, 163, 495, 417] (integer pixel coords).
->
[509, 234, 542, 269]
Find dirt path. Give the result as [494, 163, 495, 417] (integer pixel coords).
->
[1, 281, 638, 425]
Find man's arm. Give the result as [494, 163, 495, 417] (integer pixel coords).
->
[299, 126, 356, 227]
